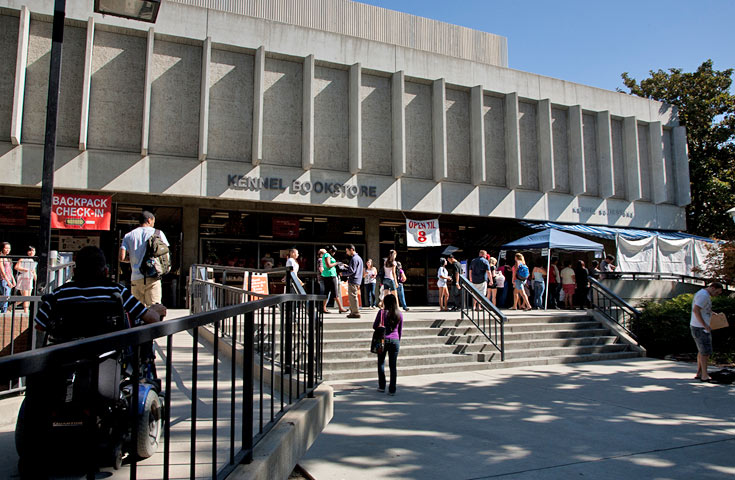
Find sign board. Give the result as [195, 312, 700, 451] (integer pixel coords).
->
[339, 280, 361, 307]
[406, 219, 441, 247]
[499, 250, 506, 260]
[59, 235, 101, 251]
[0, 201, 27, 226]
[249, 273, 269, 299]
[272, 216, 300, 239]
[541, 248, 549, 256]
[51, 193, 112, 230]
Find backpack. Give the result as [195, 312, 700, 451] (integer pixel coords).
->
[140, 229, 171, 280]
[517, 263, 529, 280]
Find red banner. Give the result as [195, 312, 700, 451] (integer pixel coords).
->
[51, 193, 112, 230]
[272, 216, 300, 239]
[0, 201, 27, 226]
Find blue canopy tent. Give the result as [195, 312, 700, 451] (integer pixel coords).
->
[500, 229, 605, 309]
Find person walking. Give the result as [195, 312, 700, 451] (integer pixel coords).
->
[511, 253, 532, 311]
[0, 242, 16, 313]
[381, 250, 398, 302]
[321, 245, 347, 314]
[374, 293, 403, 396]
[343, 245, 364, 318]
[531, 260, 547, 309]
[119, 211, 170, 307]
[395, 261, 409, 311]
[690, 282, 724, 382]
[574, 260, 590, 309]
[14, 246, 37, 313]
[446, 254, 462, 310]
[437, 258, 451, 311]
[486, 256, 498, 305]
[560, 261, 576, 309]
[469, 250, 491, 309]
[363, 259, 378, 309]
[316, 248, 327, 299]
[285, 248, 303, 288]
[548, 257, 561, 309]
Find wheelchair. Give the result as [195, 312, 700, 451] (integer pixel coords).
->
[15, 292, 163, 476]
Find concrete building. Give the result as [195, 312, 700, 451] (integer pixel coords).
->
[0, 0, 691, 305]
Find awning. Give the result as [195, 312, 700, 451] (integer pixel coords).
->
[519, 221, 715, 243]
[502, 229, 604, 252]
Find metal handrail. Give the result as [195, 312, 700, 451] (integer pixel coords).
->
[458, 275, 506, 361]
[589, 277, 641, 340]
[0, 292, 325, 479]
[600, 271, 731, 290]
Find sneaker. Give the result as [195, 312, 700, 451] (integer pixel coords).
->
[403, 307, 410, 311]
[377, 388, 385, 392]
[347, 313, 361, 318]
[388, 391, 396, 396]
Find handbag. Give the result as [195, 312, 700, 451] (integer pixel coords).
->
[370, 310, 386, 354]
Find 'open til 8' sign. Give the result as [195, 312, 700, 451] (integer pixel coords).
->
[406, 219, 441, 247]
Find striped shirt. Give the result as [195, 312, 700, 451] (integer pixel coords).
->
[35, 280, 148, 330]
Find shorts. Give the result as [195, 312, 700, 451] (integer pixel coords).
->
[472, 282, 487, 296]
[514, 279, 525, 290]
[382, 278, 396, 290]
[562, 284, 576, 297]
[690, 326, 713, 355]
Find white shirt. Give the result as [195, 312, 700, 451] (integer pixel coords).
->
[560, 267, 575, 285]
[121, 226, 169, 281]
[286, 257, 299, 274]
[690, 288, 712, 328]
[437, 267, 448, 288]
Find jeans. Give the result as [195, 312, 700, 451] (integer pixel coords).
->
[449, 285, 461, 309]
[0, 279, 11, 313]
[500, 283, 511, 308]
[533, 281, 545, 309]
[377, 338, 400, 393]
[548, 283, 561, 308]
[396, 283, 408, 309]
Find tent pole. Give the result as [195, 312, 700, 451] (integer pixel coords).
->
[545, 250, 551, 310]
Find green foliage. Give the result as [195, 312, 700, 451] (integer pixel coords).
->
[620, 60, 735, 240]
[633, 293, 735, 362]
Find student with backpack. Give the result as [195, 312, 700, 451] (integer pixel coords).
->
[511, 253, 532, 311]
[373, 294, 403, 396]
[119, 211, 170, 306]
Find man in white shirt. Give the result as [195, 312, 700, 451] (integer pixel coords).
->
[119, 211, 170, 306]
[690, 282, 724, 382]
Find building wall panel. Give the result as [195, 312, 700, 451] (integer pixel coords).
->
[518, 101, 539, 191]
[404, 81, 432, 179]
[582, 112, 599, 197]
[0, 14, 19, 141]
[551, 106, 569, 193]
[611, 118, 626, 199]
[445, 88, 470, 183]
[637, 123, 651, 201]
[313, 65, 348, 171]
[262, 57, 302, 167]
[483, 94, 505, 187]
[360, 73, 391, 175]
[663, 127, 676, 204]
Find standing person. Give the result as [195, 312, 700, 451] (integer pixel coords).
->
[486, 257, 498, 305]
[119, 211, 170, 307]
[395, 261, 409, 312]
[469, 250, 491, 309]
[381, 250, 398, 301]
[321, 246, 347, 314]
[600, 255, 617, 276]
[446, 255, 462, 311]
[363, 259, 378, 309]
[574, 260, 590, 309]
[498, 261, 513, 308]
[690, 282, 724, 382]
[437, 258, 451, 311]
[548, 257, 561, 309]
[1, 242, 16, 313]
[285, 248, 303, 287]
[374, 294, 403, 396]
[560, 261, 576, 309]
[531, 260, 547, 309]
[511, 253, 532, 311]
[14, 246, 37, 313]
[343, 245, 364, 318]
[316, 248, 326, 299]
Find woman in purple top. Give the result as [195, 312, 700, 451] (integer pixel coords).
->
[373, 293, 403, 395]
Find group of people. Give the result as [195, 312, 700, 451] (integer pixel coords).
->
[0, 242, 37, 314]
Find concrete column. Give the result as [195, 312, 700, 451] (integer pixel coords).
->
[198, 36, 211, 161]
[623, 116, 642, 201]
[432, 78, 447, 182]
[391, 70, 406, 178]
[504, 92, 521, 189]
[596, 110, 614, 198]
[648, 121, 667, 204]
[252, 46, 265, 166]
[10, 5, 30, 146]
[568, 105, 585, 195]
[181, 199, 201, 270]
[537, 99, 555, 192]
[365, 216, 380, 267]
[470, 85, 486, 185]
[141, 27, 155, 156]
[302, 54, 315, 170]
[78, 17, 95, 151]
[673, 126, 691, 206]
[349, 62, 361, 174]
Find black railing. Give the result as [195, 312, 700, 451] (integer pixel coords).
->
[0, 292, 324, 479]
[589, 277, 641, 340]
[458, 275, 506, 361]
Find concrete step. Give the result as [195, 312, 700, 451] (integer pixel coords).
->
[322, 318, 470, 330]
[323, 343, 460, 360]
[502, 328, 612, 342]
[321, 325, 479, 340]
[324, 352, 474, 371]
[501, 314, 592, 325]
[449, 335, 619, 355]
[503, 321, 603, 333]
[486, 343, 630, 361]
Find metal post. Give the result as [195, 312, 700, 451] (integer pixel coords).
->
[545, 250, 551, 310]
[307, 300, 315, 397]
[37, 0, 66, 295]
[243, 311, 254, 463]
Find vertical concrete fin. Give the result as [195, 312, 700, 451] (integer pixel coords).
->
[349, 62, 361, 175]
[10, 5, 30, 146]
[432, 78, 447, 182]
[568, 105, 585, 195]
[302, 54, 315, 170]
[504, 92, 521, 189]
[391, 70, 406, 178]
[623, 116, 642, 201]
[198, 36, 211, 162]
[252, 46, 265, 166]
[596, 110, 614, 198]
[79, 17, 95, 151]
[470, 85, 486, 186]
[141, 27, 155, 157]
[648, 121, 667, 204]
[673, 126, 691, 206]
[538, 99, 555, 192]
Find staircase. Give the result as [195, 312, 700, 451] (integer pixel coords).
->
[321, 308, 642, 381]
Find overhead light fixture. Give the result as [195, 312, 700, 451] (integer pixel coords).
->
[94, 0, 161, 23]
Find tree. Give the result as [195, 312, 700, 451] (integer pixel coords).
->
[620, 60, 735, 239]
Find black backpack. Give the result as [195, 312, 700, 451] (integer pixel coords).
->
[140, 229, 171, 280]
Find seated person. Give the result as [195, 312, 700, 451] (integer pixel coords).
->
[35, 246, 166, 338]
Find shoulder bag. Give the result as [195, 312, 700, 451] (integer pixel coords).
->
[370, 310, 386, 354]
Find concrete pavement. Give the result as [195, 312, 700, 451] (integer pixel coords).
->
[301, 357, 735, 479]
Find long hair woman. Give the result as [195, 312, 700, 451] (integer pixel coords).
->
[381, 250, 398, 301]
[374, 293, 403, 395]
[437, 258, 450, 311]
[512, 253, 532, 311]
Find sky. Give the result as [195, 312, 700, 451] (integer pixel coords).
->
[353, 0, 735, 93]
